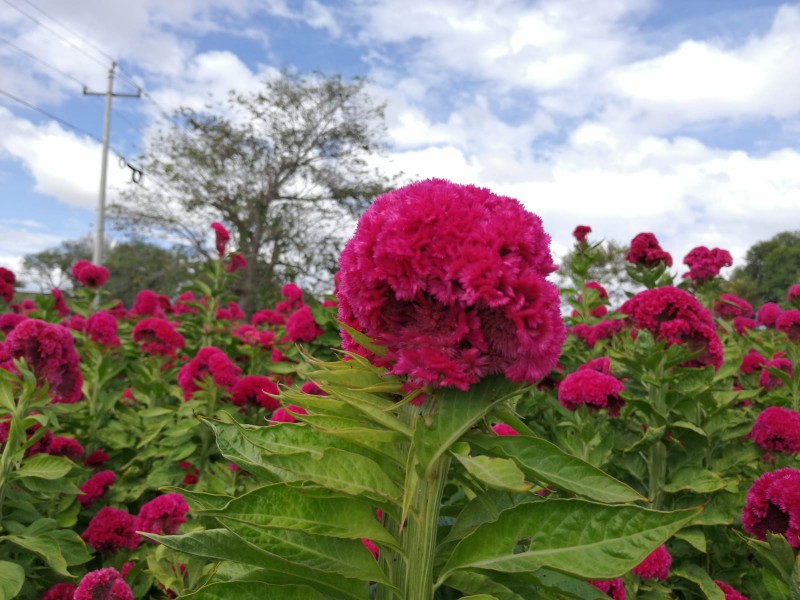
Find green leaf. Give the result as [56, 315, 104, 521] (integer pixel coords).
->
[674, 527, 707, 553]
[444, 571, 525, 600]
[440, 500, 701, 582]
[672, 565, 725, 599]
[460, 596, 499, 599]
[454, 454, 531, 492]
[0, 561, 24, 600]
[469, 434, 644, 504]
[4, 534, 70, 577]
[181, 581, 327, 600]
[44, 529, 92, 566]
[13, 454, 73, 480]
[164, 488, 233, 511]
[663, 468, 725, 494]
[338, 322, 387, 357]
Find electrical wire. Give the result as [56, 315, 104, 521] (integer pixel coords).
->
[0, 35, 87, 89]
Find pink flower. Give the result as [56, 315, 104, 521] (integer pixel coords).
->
[62, 314, 86, 333]
[86, 311, 120, 347]
[714, 581, 749, 600]
[0, 267, 15, 302]
[573, 225, 592, 244]
[492, 423, 519, 436]
[742, 468, 800, 546]
[579, 356, 612, 375]
[132, 318, 185, 357]
[362, 538, 379, 560]
[78, 470, 116, 507]
[682, 246, 732, 284]
[571, 319, 625, 348]
[626, 233, 673, 268]
[751, 407, 800, 453]
[740, 348, 767, 375]
[40, 581, 77, 600]
[230, 375, 280, 410]
[74, 568, 134, 600]
[4, 319, 83, 403]
[776, 309, 800, 343]
[51, 289, 70, 316]
[588, 578, 626, 599]
[84, 449, 110, 468]
[71, 260, 109, 288]
[759, 353, 793, 390]
[177, 346, 241, 400]
[337, 179, 565, 391]
[252, 309, 285, 326]
[173, 291, 200, 315]
[216, 301, 245, 321]
[619, 286, 723, 370]
[714, 294, 753, 319]
[82, 507, 140, 553]
[136, 492, 189, 536]
[286, 305, 323, 342]
[226, 252, 247, 273]
[46, 436, 84, 461]
[0, 313, 26, 335]
[301, 381, 326, 396]
[757, 302, 782, 328]
[788, 284, 800, 306]
[232, 324, 275, 347]
[733, 317, 757, 335]
[130, 290, 164, 317]
[558, 368, 625, 417]
[632, 544, 671, 580]
[282, 282, 304, 302]
[270, 404, 308, 424]
[211, 222, 230, 257]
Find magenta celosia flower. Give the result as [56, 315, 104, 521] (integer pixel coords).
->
[759, 353, 793, 390]
[756, 302, 782, 328]
[682, 246, 733, 285]
[626, 233, 672, 268]
[132, 318, 185, 357]
[108, 300, 127, 319]
[337, 179, 565, 391]
[225, 252, 247, 273]
[362, 538, 379, 560]
[740, 348, 767, 375]
[271, 347, 289, 363]
[733, 317, 757, 335]
[270, 404, 308, 424]
[129, 290, 163, 317]
[558, 368, 625, 417]
[136, 492, 189, 536]
[742, 468, 800, 546]
[286, 305, 323, 342]
[0, 341, 14, 374]
[492, 423, 519, 436]
[46, 436, 84, 461]
[573, 225, 592, 244]
[173, 291, 200, 315]
[301, 381, 326, 396]
[0, 267, 15, 302]
[252, 308, 285, 326]
[588, 578, 626, 599]
[0, 313, 25, 335]
[85, 311, 120, 347]
[40, 581, 77, 600]
[776, 309, 800, 343]
[177, 346, 241, 400]
[62, 314, 86, 333]
[714, 294, 753, 319]
[78, 470, 116, 507]
[71, 260, 109, 288]
[714, 581, 749, 600]
[84, 449, 110, 468]
[82, 506, 140, 553]
[579, 356, 612, 375]
[632, 544, 671, 580]
[232, 324, 275, 347]
[216, 301, 245, 321]
[211, 222, 230, 257]
[230, 375, 280, 410]
[51, 288, 70, 317]
[787, 284, 800, 306]
[571, 319, 626, 348]
[282, 282, 304, 302]
[0, 416, 51, 455]
[751, 406, 800, 454]
[619, 286, 723, 370]
[4, 318, 83, 403]
[121, 388, 136, 406]
[74, 567, 134, 600]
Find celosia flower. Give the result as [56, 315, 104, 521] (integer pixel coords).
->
[492, 423, 519, 436]
[788, 284, 800, 307]
[82, 506, 140, 553]
[776, 309, 800, 343]
[226, 252, 247, 273]
[211, 222, 230, 257]
[173, 291, 200, 315]
[121, 388, 136, 406]
[301, 381, 326, 395]
[0, 267, 15, 302]
[742, 467, 800, 546]
[252, 309, 285, 326]
[573, 225, 592, 244]
[0, 313, 25, 335]
[619, 286, 723, 370]
[579, 356, 612, 375]
[71, 260, 109, 288]
[129, 290, 164, 317]
[40, 582, 77, 600]
[177, 346, 241, 400]
[78, 470, 116, 507]
[108, 300, 127, 319]
[0, 416, 51, 455]
[230, 375, 280, 410]
[4, 319, 83, 403]
[74, 567, 134, 600]
[11, 298, 36, 314]
[588, 578, 626, 599]
[740, 348, 767, 375]
[626, 233, 672, 268]
[362, 538, 379, 560]
[714, 294, 753, 319]
[271, 347, 289, 362]
[232, 325, 275, 347]
[714, 581, 749, 600]
[179, 461, 200, 485]
[62, 314, 86, 333]
[337, 179, 565, 391]
[271, 404, 308, 424]
[756, 302, 782, 328]
[282, 282, 304, 302]
[51, 288, 70, 316]
[0, 341, 13, 374]
[216, 301, 245, 321]
[46, 436, 84, 461]
[132, 318, 185, 357]
[85, 311, 120, 347]
[682, 246, 732, 285]
[286, 305, 323, 342]
[136, 492, 189, 536]
[751, 407, 800, 454]
[84, 449, 110, 468]
[733, 317, 757, 335]
[571, 319, 626, 348]
[558, 368, 625, 417]
[632, 544, 671, 580]
[759, 353, 793, 390]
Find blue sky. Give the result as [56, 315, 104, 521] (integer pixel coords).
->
[1, 0, 799, 289]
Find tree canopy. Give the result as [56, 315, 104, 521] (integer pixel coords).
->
[727, 230, 800, 305]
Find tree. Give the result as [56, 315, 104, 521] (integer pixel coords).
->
[727, 230, 800, 305]
[109, 72, 394, 313]
[557, 240, 638, 307]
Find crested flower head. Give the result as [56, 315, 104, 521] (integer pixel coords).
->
[85, 311, 120, 347]
[632, 544, 672, 580]
[0, 267, 15, 302]
[733, 317, 757, 335]
[588, 578, 626, 600]
[740, 348, 767, 375]
[74, 567, 134, 600]
[132, 318, 185, 357]
[558, 368, 625, 417]
[788, 284, 800, 307]
[742, 467, 800, 547]
[714, 581, 749, 600]
[135, 492, 190, 536]
[40, 582, 77, 600]
[337, 179, 565, 391]
[751, 406, 800, 454]
[211, 222, 230, 257]
[682, 246, 732, 285]
[71, 260, 109, 288]
[759, 353, 793, 390]
[226, 252, 247, 273]
[51, 288, 70, 316]
[78, 469, 116, 507]
[286, 305, 323, 342]
[573, 225, 592, 244]
[714, 294, 753, 319]
[177, 346, 241, 400]
[757, 302, 782, 328]
[626, 233, 672, 268]
[130, 289, 164, 317]
[230, 375, 280, 410]
[81, 507, 140, 553]
[776, 309, 800, 343]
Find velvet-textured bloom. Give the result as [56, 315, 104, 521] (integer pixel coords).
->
[136, 492, 189, 536]
[337, 179, 565, 391]
[230, 375, 280, 410]
[74, 568, 134, 600]
[282, 282, 304, 302]
[225, 252, 247, 273]
[558, 368, 625, 417]
[82, 507, 140, 553]
[714, 581, 749, 600]
[492, 423, 519, 436]
[626, 233, 673, 268]
[84, 449, 110, 468]
[251, 309, 285, 326]
[740, 348, 767, 375]
[742, 468, 800, 547]
[51, 288, 70, 316]
[78, 469, 116, 507]
[0, 313, 25, 335]
[286, 305, 323, 342]
[751, 407, 800, 454]
[177, 346, 241, 400]
[632, 544, 671, 580]
[46, 436, 84, 461]
[4, 318, 83, 403]
[588, 578, 626, 600]
[85, 311, 120, 347]
[130, 289, 165, 317]
[271, 404, 308, 423]
[571, 319, 626, 348]
[216, 301, 245, 321]
[714, 294, 753, 319]
[776, 309, 800, 343]
[733, 316, 757, 335]
[71, 260, 109, 288]
[232, 324, 275, 347]
[573, 225, 591, 244]
[132, 318, 185, 357]
[757, 302, 782, 328]
[759, 354, 793, 390]
[788, 284, 800, 306]
[211, 222, 230, 257]
[40, 582, 77, 600]
[0, 267, 15, 302]
[682, 246, 732, 284]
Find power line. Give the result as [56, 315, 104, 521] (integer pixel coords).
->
[0, 35, 87, 89]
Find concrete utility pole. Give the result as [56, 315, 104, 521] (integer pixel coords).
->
[84, 62, 140, 265]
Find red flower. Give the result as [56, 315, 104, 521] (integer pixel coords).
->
[282, 282, 304, 302]
[84, 449, 110, 468]
[216, 301, 245, 321]
[211, 222, 230, 257]
[788, 284, 800, 306]
[130, 290, 164, 317]
[0, 267, 15, 302]
[230, 375, 280, 410]
[337, 179, 565, 391]
[78, 470, 116, 507]
[132, 318, 185, 357]
[252, 309, 285, 326]
[558, 368, 625, 417]
[226, 252, 247, 273]
[714, 581, 749, 600]
[179, 461, 200, 485]
[492, 423, 519, 436]
[361, 538, 379, 560]
[270, 404, 308, 424]
[40, 582, 77, 600]
[0, 313, 25, 335]
[571, 319, 626, 348]
[751, 407, 800, 454]
[579, 356, 611, 375]
[82, 507, 140, 553]
[714, 294, 753, 319]
[173, 291, 200, 315]
[62, 314, 86, 333]
[46, 436, 84, 461]
[682, 246, 732, 284]
[232, 325, 275, 347]
[740, 348, 767, 375]
[732, 317, 757, 335]
[626, 233, 672, 267]
[4, 319, 83, 403]
[71, 260, 109, 288]
[51, 288, 70, 316]
[286, 305, 323, 342]
[759, 353, 793, 390]
[136, 492, 189, 536]
[776, 309, 800, 343]
[301, 381, 326, 396]
[632, 544, 671, 580]
[573, 225, 592, 244]
[756, 302, 782, 328]
[588, 578, 626, 599]
[74, 568, 134, 600]
[86, 311, 120, 347]
[177, 346, 241, 400]
[742, 468, 800, 547]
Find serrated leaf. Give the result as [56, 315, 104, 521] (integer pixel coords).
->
[455, 454, 531, 492]
[0, 561, 24, 600]
[338, 322, 387, 357]
[13, 454, 73, 480]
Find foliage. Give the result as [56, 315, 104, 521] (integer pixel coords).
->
[558, 240, 638, 306]
[728, 231, 800, 305]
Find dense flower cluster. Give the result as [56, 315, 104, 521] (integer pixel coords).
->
[732, 316, 757, 335]
[571, 319, 626, 348]
[588, 578, 626, 599]
[714, 294, 753, 319]
[715, 581, 749, 600]
[776, 309, 800, 343]
[74, 567, 134, 600]
[177, 346, 241, 400]
[742, 468, 800, 546]
[620, 286, 723, 370]
[558, 366, 625, 417]
[130, 290, 164, 317]
[85, 311, 120, 346]
[46, 436, 84, 460]
[82, 506, 140, 553]
[40, 582, 77, 600]
[682, 246, 732, 284]
[132, 318, 186, 356]
[626, 233, 672, 267]
[758, 353, 793, 390]
[573, 225, 591, 244]
[0, 267, 16, 302]
[632, 544, 671, 580]
[757, 302, 782, 328]
[51, 289, 69, 316]
[71, 260, 109, 288]
[78, 470, 116, 507]
[230, 375, 280, 409]
[286, 305, 323, 342]
[135, 492, 189, 536]
[750, 407, 800, 453]
[232, 324, 274, 347]
[788, 284, 800, 306]
[225, 252, 247, 273]
[740, 348, 767, 375]
[211, 222, 230, 257]
[216, 301, 245, 321]
[337, 179, 565, 391]
[84, 449, 110, 468]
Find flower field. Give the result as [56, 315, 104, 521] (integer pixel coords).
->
[1, 180, 800, 599]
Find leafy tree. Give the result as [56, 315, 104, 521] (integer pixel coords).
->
[727, 231, 800, 305]
[109, 72, 394, 314]
[557, 240, 638, 307]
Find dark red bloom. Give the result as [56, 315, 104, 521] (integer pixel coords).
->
[573, 225, 592, 244]
[252, 309, 285, 326]
[51, 288, 70, 316]
[751, 406, 800, 453]
[40, 582, 77, 600]
[632, 544, 671, 580]
[733, 317, 757, 335]
[757, 302, 782, 328]
[82, 507, 140, 553]
[714, 581, 749, 600]
[282, 282, 304, 302]
[216, 301, 245, 321]
[173, 291, 200, 315]
[619, 286, 723, 370]
[78, 470, 116, 507]
[492, 423, 519, 436]
[301, 381, 326, 395]
[571, 319, 626, 348]
[130, 290, 164, 317]
[46, 436, 84, 460]
[558, 368, 625, 417]
[788, 284, 800, 307]
[0, 313, 26, 335]
[286, 305, 323, 342]
[742, 468, 800, 547]
[211, 222, 230, 257]
[759, 353, 793, 390]
[108, 300, 127, 319]
[232, 325, 275, 347]
[230, 375, 280, 410]
[776, 309, 800, 343]
[136, 492, 189, 536]
[71, 260, 109, 288]
[62, 314, 86, 333]
[740, 348, 767, 375]
[337, 179, 565, 391]
[74, 567, 134, 600]
[626, 233, 672, 267]
[682, 246, 732, 284]
[4, 319, 83, 403]
[86, 311, 120, 347]
[132, 318, 185, 357]
[588, 578, 626, 599]
[714, 294, 753, 319]
[179, 461, 200, 485]
[226, 252, 247, 273]
[0, 267, 15, 302]
[177, 346, 241, 400]
[84, 449, 110, 468]
[362, 538, 379, 560]
[270, 404, 308, 423]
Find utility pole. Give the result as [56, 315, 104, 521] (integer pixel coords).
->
[84, 62, 140, 265]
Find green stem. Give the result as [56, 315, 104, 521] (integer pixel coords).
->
[0, 392, 29, 526]
[648, 363, 668, 509]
